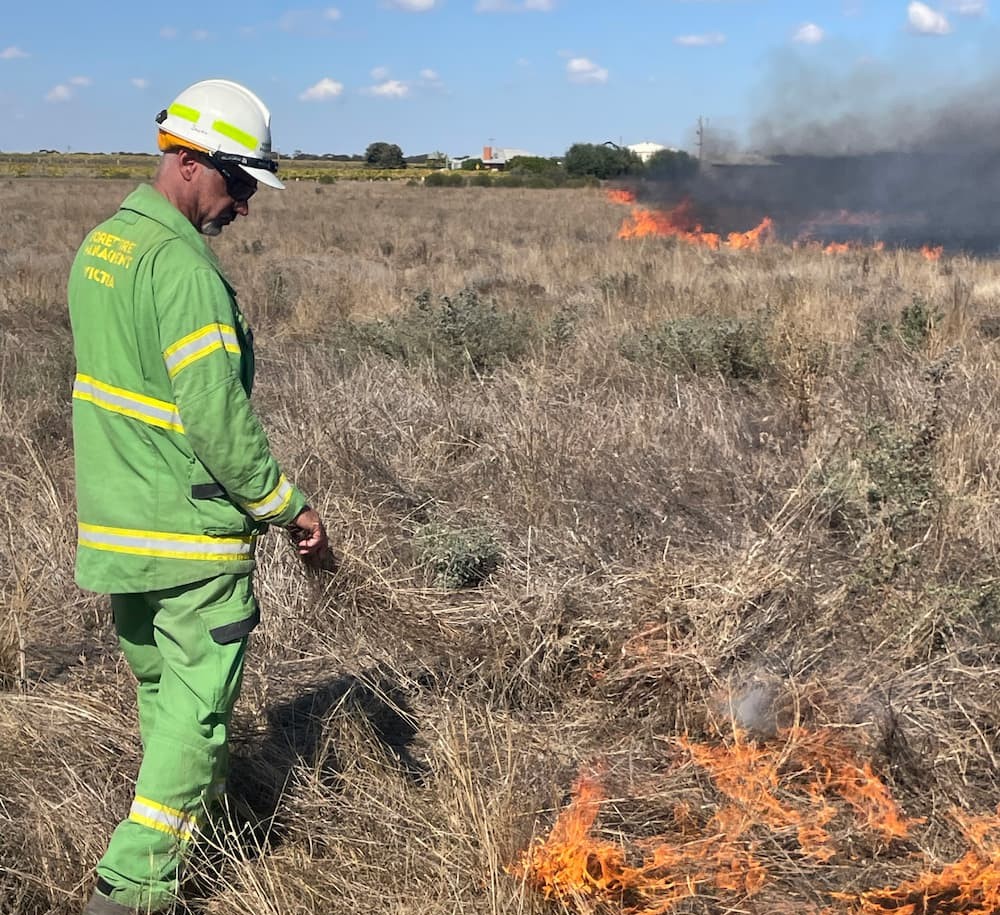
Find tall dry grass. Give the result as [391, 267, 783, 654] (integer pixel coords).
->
[3, 177, 1000, 913]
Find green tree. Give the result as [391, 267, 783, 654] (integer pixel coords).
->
[646, 148, 699, 183]
[563, 143, 641, 180]
[506, 156, 566, 185]
[460, 157, 483, 171]
[364, 141, 406, 169]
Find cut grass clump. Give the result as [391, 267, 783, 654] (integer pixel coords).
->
[414, 522, 503, 588]
[619, 312, 773, 380]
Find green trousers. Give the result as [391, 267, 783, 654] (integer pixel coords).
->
[95, 573, 259, 911]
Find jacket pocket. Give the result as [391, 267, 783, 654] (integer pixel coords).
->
[186, 458, 262, 537]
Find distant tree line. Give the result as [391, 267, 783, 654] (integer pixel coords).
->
[353, 140, 699, 183]
[18, 142, 697, 184]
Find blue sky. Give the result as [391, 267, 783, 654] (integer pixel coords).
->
[0, 1, 994, 157]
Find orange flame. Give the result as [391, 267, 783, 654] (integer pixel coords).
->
[606, 189, 637, 205]
[613, 198, 772, 250]
[792, 239, 887, 255]
[515, 730, 925, 914]
[727, 217, 774, 250]
[842, 808, 1000, 915]
[511, 772, 713, 913]
[921, 244, 944, 261]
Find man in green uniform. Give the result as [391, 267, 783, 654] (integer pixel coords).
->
[68, 79, 329, 914]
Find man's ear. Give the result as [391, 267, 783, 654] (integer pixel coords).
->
[175, 148, 202, 183]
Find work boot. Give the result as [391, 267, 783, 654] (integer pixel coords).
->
[82, 889, 138, 915]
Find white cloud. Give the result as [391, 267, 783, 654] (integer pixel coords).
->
[279, 10, 306, 30]
[385, 0, 438, 10]
[131, 78, 149, 90]
[793, 22, 825, 44]
[299, 78, 344, 101]
[566, 57, 608, 84]
[192, 29, 209, 40]
[476, 0, 553, 10]
[69, 75, 92, 86]
[45, 84, 73, 103]
[944, 0, 986, 13]
[674, 32, 726, 46]
[371, 65, 391, 80]
[368, 79, 410, 97]
[907, 2, 952, 33]
[279, 8, 343, 31]
[0, 46, 28, 60]
[160, 26, 178, 39]
[417, 68, 445, 90]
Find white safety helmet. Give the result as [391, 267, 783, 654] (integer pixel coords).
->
[155, 79, 284, 190]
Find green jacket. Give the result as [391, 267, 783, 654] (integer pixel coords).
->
[68, 184, 308, 594]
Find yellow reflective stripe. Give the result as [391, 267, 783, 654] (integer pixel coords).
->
[129, 796, 197, 841]
[163, 323, 240, 378]
[212, 119, 257, 152]
[244, 475, 294, 521]
[73, 374, 184, 434]
[78, 522, 255, 562]
[129, 811, 192, 841]
[168, 102, 199, 123]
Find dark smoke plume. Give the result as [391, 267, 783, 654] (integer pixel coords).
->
[669, 54, 1000, 252]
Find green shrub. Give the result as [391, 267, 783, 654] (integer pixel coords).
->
[545, 303, 582, 350]
[619, 313, 773, 380]
[862, 421, 937, 531]
[317, 174, 337, 184]
[525, 175, 557, 189]
[857, 298, 943, 357]
[495, 175, 524, 188]
[468, 173, 493, 187]
[414, 522, 503, 588]
[424, 171, 466, 187]
[899, 297, 941, 350]
[98, 167, 136, 179]
[353, 288, 532, 376]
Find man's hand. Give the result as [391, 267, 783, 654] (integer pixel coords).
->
[286, 506, 330, 567]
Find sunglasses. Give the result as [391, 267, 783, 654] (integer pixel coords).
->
[208, 158, 257, 203]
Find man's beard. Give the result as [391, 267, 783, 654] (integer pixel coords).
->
[200, 219, 225, 237]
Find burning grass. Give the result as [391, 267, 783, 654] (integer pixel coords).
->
[517, 758, 1000, 915]
[605, 189, 947, 258]
[3, 178, 1000, 914]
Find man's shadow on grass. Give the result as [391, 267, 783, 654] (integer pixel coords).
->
[235, 666, 427, 823]
[188, 666, 428, 898]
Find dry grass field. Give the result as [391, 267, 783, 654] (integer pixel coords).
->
[4, 176, 1000, 914]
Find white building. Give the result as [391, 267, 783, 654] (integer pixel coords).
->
[626, 141, 672, 163]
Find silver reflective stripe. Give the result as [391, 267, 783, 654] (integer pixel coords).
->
[163, 324, 239, 378]
[78, 523, 254, 562]
[246, 476, 293, 520]
[129, 796, 197, 841]
[73, 374, 184, 433]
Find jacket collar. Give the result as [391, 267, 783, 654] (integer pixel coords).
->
[119, 184, 223, 270]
